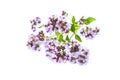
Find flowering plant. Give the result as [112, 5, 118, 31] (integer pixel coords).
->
[27, 11, 100, 65]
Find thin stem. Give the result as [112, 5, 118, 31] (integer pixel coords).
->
[70, 33, 75, 40]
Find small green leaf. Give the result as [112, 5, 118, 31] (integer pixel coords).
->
[75, 34, 82, 42]
[84, 17, 96, 25]
[74, 24, 80, 31]
[58, 34, 65, 42]
[71, 24, 75, 33]
[72, 16, 75, 23]
[55, 31, 60, 37]
[66, 35, 70, 42]
[61, 39, 65, 42]
[59, 34, 63, 39]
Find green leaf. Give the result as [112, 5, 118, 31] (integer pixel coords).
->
[55, 31, 60, 37]
[72, 16, 75, 23]
[70, 24, 75, 33]
[61, 39, 65, 42]
[75, 34, 82, 42]
[58, 34, 65, 42]
[59, 34, 63, 39]
[84, 17, 96, 25]
[66, 35, 70, 42]
[74, 24, 80, 31]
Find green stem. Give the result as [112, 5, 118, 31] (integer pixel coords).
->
[70, 33, 75, 40]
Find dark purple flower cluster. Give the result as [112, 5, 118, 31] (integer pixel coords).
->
[68, 41, 89, 64]
[45, 11, 69, 33]
[80, 27, 100, 39]
[79, 17, 86, 25]
[62, 11, 66, 16]
[36, 31, 45, 41]
[30, 17, 41, 32]
[45, 41, 89, 65]
[27, 31, 44, 51]
[45, 41, 69, 63]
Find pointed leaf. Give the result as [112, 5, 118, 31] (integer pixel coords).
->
[72, 16, 75, 23]
[71, 24, 75, 33]
[75, 34, 82, 42]
[74, 24, 80, 31]
[55, 31, 60, 37]
[58, 34, 65, 42]
[66, 35, 70, 42]
[84, 17, 96, 25]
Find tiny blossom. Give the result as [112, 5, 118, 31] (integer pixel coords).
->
[62, 11, 66, 16]
[80, 27, 100, 39]
[79, 18, 86, 25]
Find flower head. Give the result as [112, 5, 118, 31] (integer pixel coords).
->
[30, 17, 41, 32]
[80, 27, 100, 39]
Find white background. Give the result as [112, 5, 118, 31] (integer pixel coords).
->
[0, 0, 120, 80]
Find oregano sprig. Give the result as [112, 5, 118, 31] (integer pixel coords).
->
[27, 11, 100, 65]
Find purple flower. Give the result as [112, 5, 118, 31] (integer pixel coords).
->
[27, 34, 40, 51]
[27, 30, 45, 51]
[36, 31, 45, 41]
[79, 18, 86, 25]
[30, 17, 41, 32]
[45, 41, 68, 63]
[45, 13, 69, 33]
[45, 41, 89, 65]
[68, 41, 89, 64]
[80, 27, 100, 39]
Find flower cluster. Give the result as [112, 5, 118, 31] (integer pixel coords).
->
[45, 41, 89, 64]
[45, 11, 69, 33]
[68, 41, 89, 64]
[26, 11, 100, 65]
[46, 41, 69, 63]
[36, 31, 45, 41]
[79, 17, 86, 25]
[80, 27, 100, 39]
[30, 17, 41, 32]
[27, 30, 45, 51]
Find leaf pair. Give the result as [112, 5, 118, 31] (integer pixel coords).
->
[71, 16, 82, 42]
[56, 31, 71, 42]
[66, 34, 82, 42]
